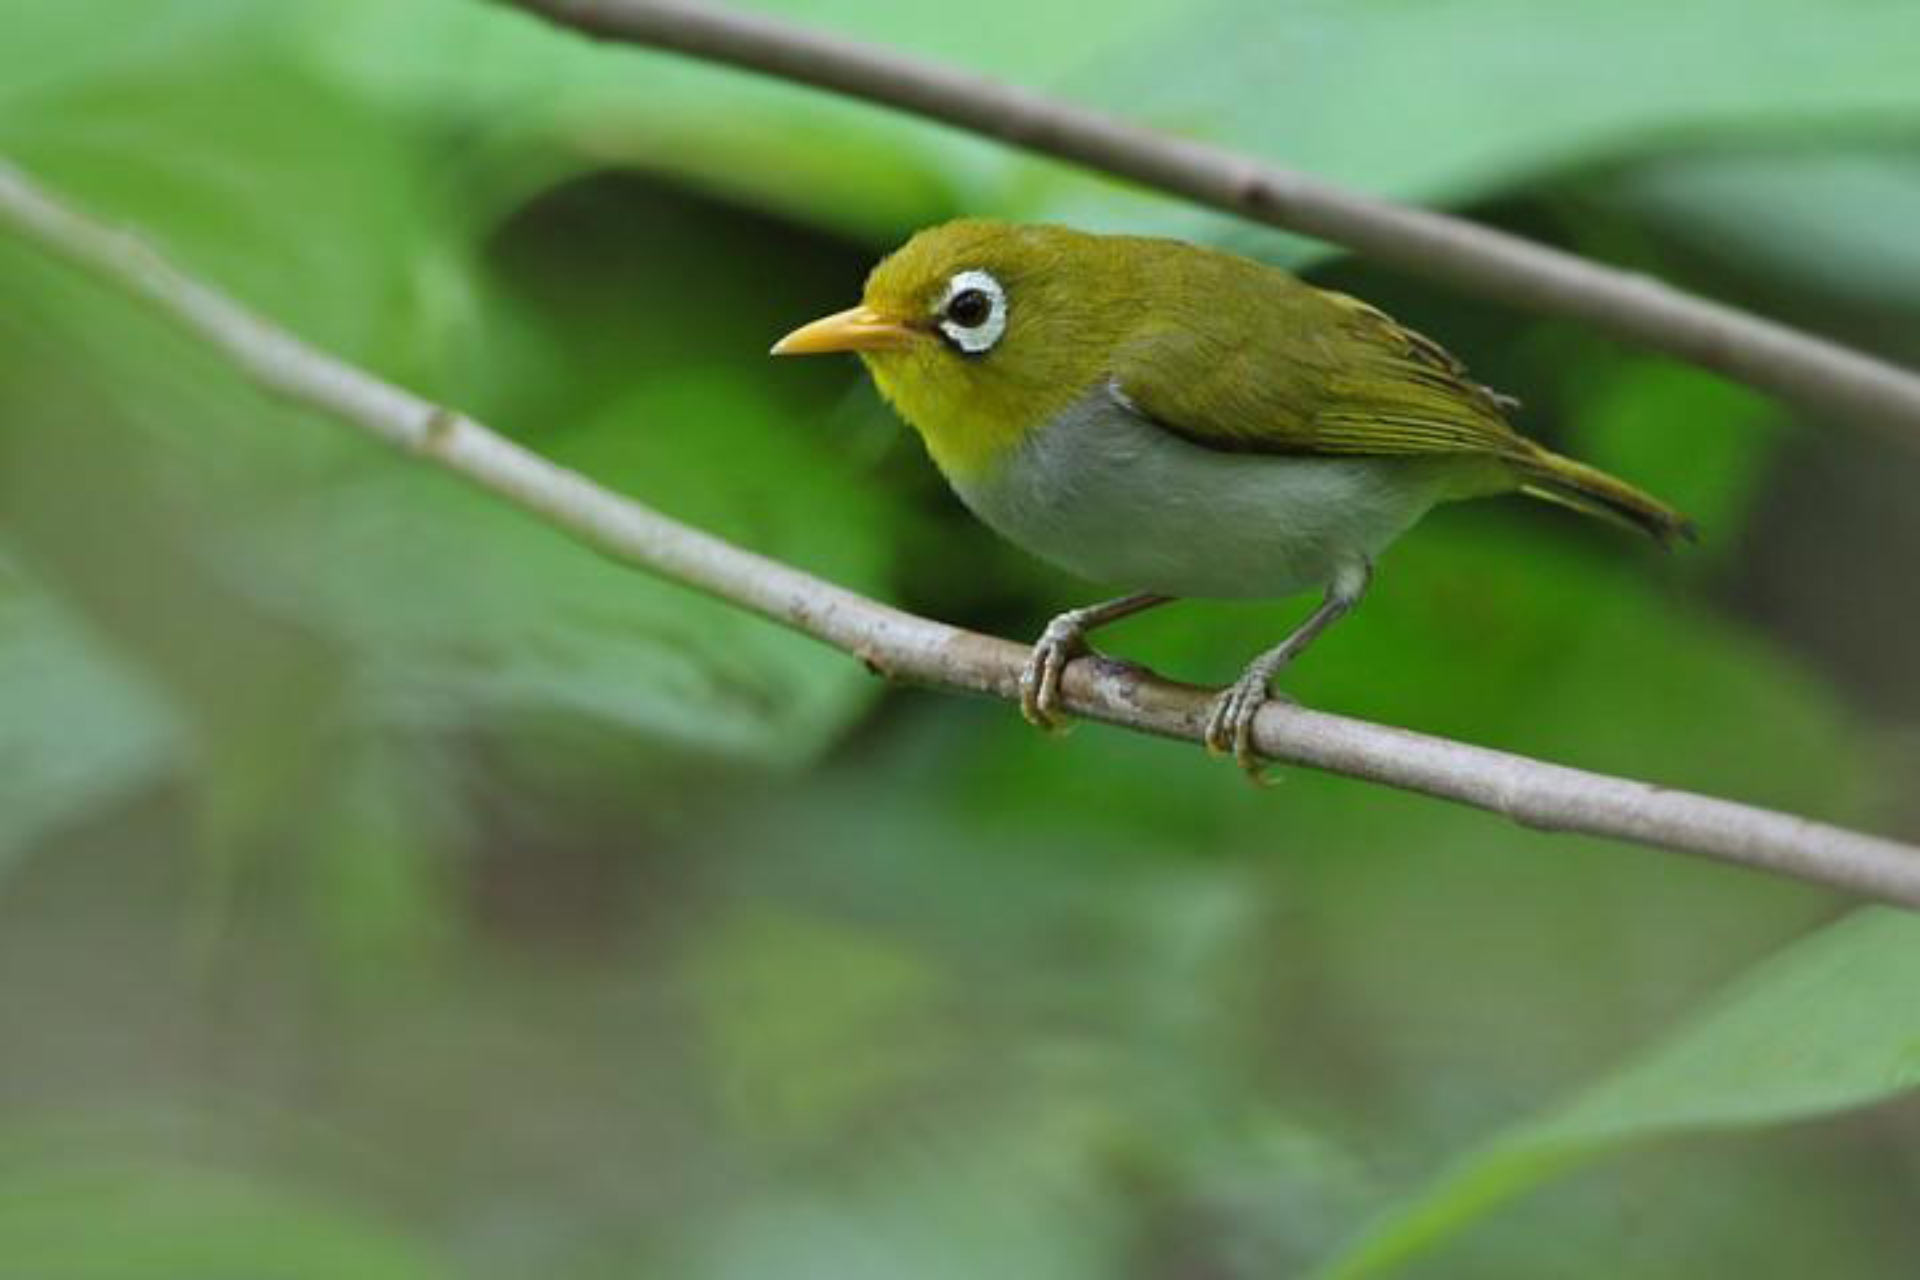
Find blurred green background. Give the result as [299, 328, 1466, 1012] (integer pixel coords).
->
[4, 1, 1920, 1276]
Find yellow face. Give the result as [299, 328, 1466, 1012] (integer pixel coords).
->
[773, 220, 1127, 481]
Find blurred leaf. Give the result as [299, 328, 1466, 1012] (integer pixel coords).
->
[292, 0, 1190, 241]
[296, 736, 464, 995]
[1070, 0, 1920, 242]
[687, 905, 945, 1148]
[0, 30, 471, 387]
[683, 1084, 1127, 1280]
[1318, 908, 1920, 1278]
[1602, 149, 1920, 316]
[0, 2, 264, 116]
[0, 52, 908, 787]
[0, 310, 353, 890]
[0, 1152, 445, 1280]
[0, 578, 180, 875]
[256, 371, 897, 763]
[281, 0, 1920, 257]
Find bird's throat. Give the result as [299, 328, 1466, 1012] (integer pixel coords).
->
[863, 350, 1059, 485]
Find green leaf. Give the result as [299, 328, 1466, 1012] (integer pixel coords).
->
[258, 371, 899, 764]
[0, 0, 265, 110]
[0, 31, 908, 774]
[0, 579, 180, 875]
[280, 0, 1920, 256]
[1317, 908, 1920, 1279]
[291, 0, 1192, 240]
[0, 1152, 444, 1280]
[1072, 0, 1920, 228]
[686, 1124, 1125, 1280]
[0, 40, 469, 387]
[1602, 150, 1920, 316]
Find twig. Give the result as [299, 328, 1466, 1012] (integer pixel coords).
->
[3, 157, 1916, 908]
[502, 0, 1920, 446]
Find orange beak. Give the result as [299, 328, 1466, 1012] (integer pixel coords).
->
[770, 305, 919, 356]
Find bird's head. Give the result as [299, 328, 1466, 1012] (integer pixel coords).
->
[773, 220, 1132, 480]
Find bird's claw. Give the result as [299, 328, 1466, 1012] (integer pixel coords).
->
[1019, 620, 1086, 733]
[1204, 674, 1284, 785]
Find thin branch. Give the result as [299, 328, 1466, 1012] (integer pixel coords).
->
[3, 157, 1917, 908]
[503, 0, 1920, 447]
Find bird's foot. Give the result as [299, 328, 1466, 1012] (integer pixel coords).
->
[1018, 616, 1089, 732]
[1203, 670, 1292, 784]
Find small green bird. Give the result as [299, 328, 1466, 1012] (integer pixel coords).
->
[773, 220, 1693, 772]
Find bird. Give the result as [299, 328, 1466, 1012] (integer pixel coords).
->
[771, 220, 1693, 774]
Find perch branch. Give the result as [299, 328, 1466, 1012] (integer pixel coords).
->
[503, 0, 1920, 445]
[3, 158, 1918, 908]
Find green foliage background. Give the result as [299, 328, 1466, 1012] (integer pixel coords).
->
[3, 1, 1919, 1275]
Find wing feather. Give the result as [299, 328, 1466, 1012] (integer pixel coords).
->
[1112, 279, 1532, 465]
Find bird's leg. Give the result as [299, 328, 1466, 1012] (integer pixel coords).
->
[1020, 592, 1172, 730]
[1205, 560, 1372, 778]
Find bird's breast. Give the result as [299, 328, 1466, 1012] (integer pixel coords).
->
[946, 383, 1451, 599]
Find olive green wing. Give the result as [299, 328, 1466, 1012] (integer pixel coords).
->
[1112, 285, 1530, 463]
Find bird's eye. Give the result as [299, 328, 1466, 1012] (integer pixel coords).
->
[935, 269, 1007, 355]
[946, 288, 991, 328]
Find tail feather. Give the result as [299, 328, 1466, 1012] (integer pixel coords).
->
[1514, 447, 1697, 549]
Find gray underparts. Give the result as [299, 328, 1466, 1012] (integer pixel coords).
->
[947, 382, 1450, 600]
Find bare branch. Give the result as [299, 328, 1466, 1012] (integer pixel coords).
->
[502, 0, 1920, 446]
[3, 157, 1916, 907]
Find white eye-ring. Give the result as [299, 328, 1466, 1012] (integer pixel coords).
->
[935, 269, 1007, 355]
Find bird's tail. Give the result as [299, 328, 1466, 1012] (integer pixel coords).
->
[1513, 446, 1697, 549]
